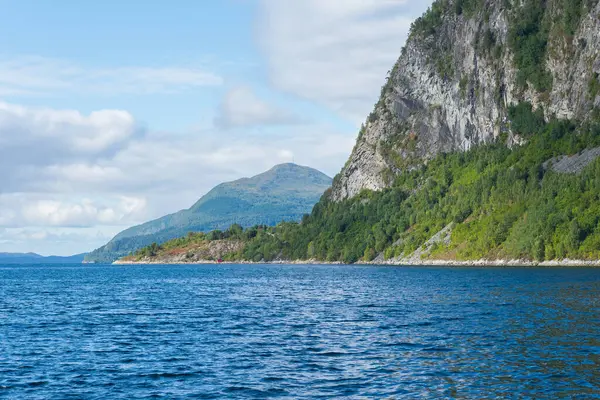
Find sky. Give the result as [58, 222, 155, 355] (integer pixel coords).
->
[0, 0, 432, 256]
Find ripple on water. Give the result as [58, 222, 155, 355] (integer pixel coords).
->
[0, 264, 599, 399]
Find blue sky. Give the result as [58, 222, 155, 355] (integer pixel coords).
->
[1, 0, 259, 130]
[0, 0, 431, 255]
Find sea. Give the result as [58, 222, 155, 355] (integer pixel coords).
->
[0, 264, 599, 399]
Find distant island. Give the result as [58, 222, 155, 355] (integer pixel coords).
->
[117, 0, 600, 266]
[0, 252, 86, 264]
[85, 163, 332, 263]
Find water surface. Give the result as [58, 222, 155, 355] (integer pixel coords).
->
[1, 264, 599, 399]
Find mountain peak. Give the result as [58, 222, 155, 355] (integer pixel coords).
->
[262, 162, 323, 174]
[84, 164, 332, 263]
[195, 163, 331, 207]
[271, 162, 299, 168]
[269, 162, 307, 171]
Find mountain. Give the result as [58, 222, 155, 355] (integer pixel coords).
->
[332, 0, 600, 201]
[127, 0, 600, 265]
[85, 163, 332, 263]
[0, 253, 86, 264]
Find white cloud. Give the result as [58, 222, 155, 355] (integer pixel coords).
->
[0, 55, 223, 96]
[0, 102, 135, 153]
[0, 101, 138, 196]
[257, 0, 432, 123]
[214, 86, 302, 128]
[0, 100, 353, 255]
[35, 125, 351, 197]
[0, 1, 437, 255]
[44, 164, 122, 183]
[0, 194, 147, 228]
[21, 197, 146, 227]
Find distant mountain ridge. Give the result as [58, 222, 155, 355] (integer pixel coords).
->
[85, 163, 332, 263]
[0, 252, 86, 264]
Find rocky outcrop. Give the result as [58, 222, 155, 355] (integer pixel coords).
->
[401, 224, 454, 263]
[118, 240, 244, 264]
[331, 0, 600, 201]
[543, 147, 600, 174]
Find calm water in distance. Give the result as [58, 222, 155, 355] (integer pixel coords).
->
[0, 264, 599, 399]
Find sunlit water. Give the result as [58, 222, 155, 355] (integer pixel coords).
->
[1, 264, 599, 399]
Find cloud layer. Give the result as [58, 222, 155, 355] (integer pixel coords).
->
[215, 86, 302, 128]
[0, 100, 353, 254]
[258, 0, 431, 123]
[0, 1, 432, 255]
[0, 56, 222, 96]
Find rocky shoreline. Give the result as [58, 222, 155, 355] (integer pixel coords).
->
[113, 258, 600, 267]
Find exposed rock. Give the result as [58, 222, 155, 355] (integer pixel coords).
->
[119, 240, 244, 264]
[331, 0, 600, 201]
[543, 147, 600, 174]
[396, 224, 453, 264]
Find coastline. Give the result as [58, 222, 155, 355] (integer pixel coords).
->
[112, 258, 600, 267]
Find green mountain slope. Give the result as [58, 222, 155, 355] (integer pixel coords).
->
[224, 120, 600, 263]
[134, 118, 600, 264]
[129, 0, 600, 265]
[85, 164, 331, 263]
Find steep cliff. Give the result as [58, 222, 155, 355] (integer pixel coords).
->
[123, 0, 600, 265]
[332, 0, 600, 201]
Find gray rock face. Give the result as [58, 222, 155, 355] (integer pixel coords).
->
[543, 147, 600, 174]
[398, 223, 453, 264]
[331, 0, 600, 201]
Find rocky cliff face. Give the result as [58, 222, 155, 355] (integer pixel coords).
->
[332, 0, 600, 201]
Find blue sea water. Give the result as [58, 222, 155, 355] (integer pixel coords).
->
[0, 264, 599, 399]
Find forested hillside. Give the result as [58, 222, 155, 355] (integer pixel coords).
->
[130, 108, 600, 264]
[127, 0, 600, 265]
[228, 115, 600, 263]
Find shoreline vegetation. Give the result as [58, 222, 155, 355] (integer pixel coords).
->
[115, 2, 600, 269]
[113, 259, 600, 267]
[119, 112, 600, 268]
